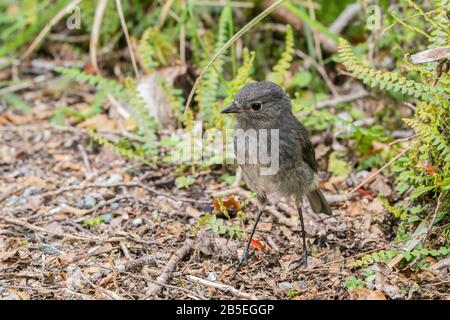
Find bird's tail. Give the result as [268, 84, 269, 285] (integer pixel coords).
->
[307, 189, 332, 215]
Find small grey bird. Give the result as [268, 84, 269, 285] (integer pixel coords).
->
[221, 81, 331, 274]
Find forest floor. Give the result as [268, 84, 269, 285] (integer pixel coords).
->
[1, 110, 448, 300]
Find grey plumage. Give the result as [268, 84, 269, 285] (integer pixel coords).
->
[224, 80, 331, 215]
[221, 80, 331, 274]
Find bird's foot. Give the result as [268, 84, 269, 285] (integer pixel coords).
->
[227, 251, 252, 280]
[299, 251, 308, 268]
[289, 251, 308, 270]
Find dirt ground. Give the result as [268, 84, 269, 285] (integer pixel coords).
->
[1, 118, 448, 300]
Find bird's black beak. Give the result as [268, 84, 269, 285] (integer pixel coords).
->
[221, 103, 240, 114]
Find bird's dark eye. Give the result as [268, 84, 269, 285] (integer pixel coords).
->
[251, 102, 262, 111]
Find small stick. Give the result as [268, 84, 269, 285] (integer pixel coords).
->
[265, 206, 298, 230]
[0, 216, 95, 242]
[90, 0, 108, 75]
[115, 0, 140, 78]
[38, 181, 209, 204]
[115, 255, 158, 273]
[349, 142, 417, 195]
[186, 275, 258, 300]
[77, 144, 92, 176]
[0, 74, 51, 95]
[20, 0, 82, 60]
[265, 235, 280, 252]
[145, 239, 194, 297]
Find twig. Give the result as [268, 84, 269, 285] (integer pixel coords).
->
[388, 134, 419, 146]
[186, 275, 258, 300]
[20, 0, 82, 60]
[90, 0, 108, 75]
[231, 167, 243, 188]
[38, 181, 209, 204]
[349, 141, 418, 195]
[429, 257, 450, 271]
[77, 144, 92, 176]
[0, 74, 52, 95]
[126, 271, 204, 300]
[115, 0, 140, 78]
[115, 255, 158, 273]
[265, 235, 280, 252]
[145, 239, 194, 298]
[0, 216, 95, 242]
[184, 0, 287, 113]
[295, 49, 339, 97]
[265, 206, 298, 230]
[388, 192, 445, 269]
[308, 90, 369, 110]
[329, 3, 361, 34]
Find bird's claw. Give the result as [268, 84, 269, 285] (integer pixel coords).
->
[228, 253, 250, 280]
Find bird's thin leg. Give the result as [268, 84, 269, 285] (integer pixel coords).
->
[232, 208, 263, 274]
[297, 204, 308, 266]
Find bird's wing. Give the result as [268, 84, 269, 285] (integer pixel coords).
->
[301, 138, 318, 173]
[290, 119, 319, 173]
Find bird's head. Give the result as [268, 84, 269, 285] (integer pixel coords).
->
[221, 81, 292, 124]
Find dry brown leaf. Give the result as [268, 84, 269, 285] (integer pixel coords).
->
[349, 288, 386, 300]
[137, 64, 187, 129]
[369, 176, 392, 197]
[53, 161, 82, 172]
[0, 250, 18, 262]
[213, 196, 241, 213]
[77, 114, 117, 132]
[347, 201, 364, 216]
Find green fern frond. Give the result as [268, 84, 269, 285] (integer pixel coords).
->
[269, 25, 294, 85]
[87, 128, 149, 164]
[347, 249, 398, 269]
[138, 27, 177, 71]
[223, 48, 255, 107]
[0, 0, 68, 57]
[124, 77, 158, 157]
[429, 0, 450, 48]
[195, 4, 231, 125]
[338, 38, 447, 104]
[54, 67, 126, 95]
[404, 117, 450, 163]
[347, 246, 449, 269]
[159, 78, 185, 124]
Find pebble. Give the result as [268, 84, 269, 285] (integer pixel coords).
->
[131, 217, 143, 226]
[105, 174, 123, 184]
[102, 214, 112, 223]
[39, 244, 60, 255]
[278, 282, 293, 290]
[207, 272, 217, 282]
[110, 202, 119, 210]
[296, 281, 306, 290]
[82, 195, 96, 209]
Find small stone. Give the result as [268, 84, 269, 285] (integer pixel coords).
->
[110, 203, 119, 210]
[336, 222, 348, 232]
[102, 214, 112, 223]
[105, 174, 123, 184]
[131, 217, 142, 226]
[296, 281, 306, 290]
[39, 244, 60, 255]
[278, 282, 292, 290]
[207, 272, 217, 282]
[83, 196, 96, 209]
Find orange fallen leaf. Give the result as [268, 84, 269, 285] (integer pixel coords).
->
[250, 239, 263, 250]
[357, 187, 373, 197]
[213, 196, 241, 213]
[349, 288, 386, 300]
[417, 162, 437, 175]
